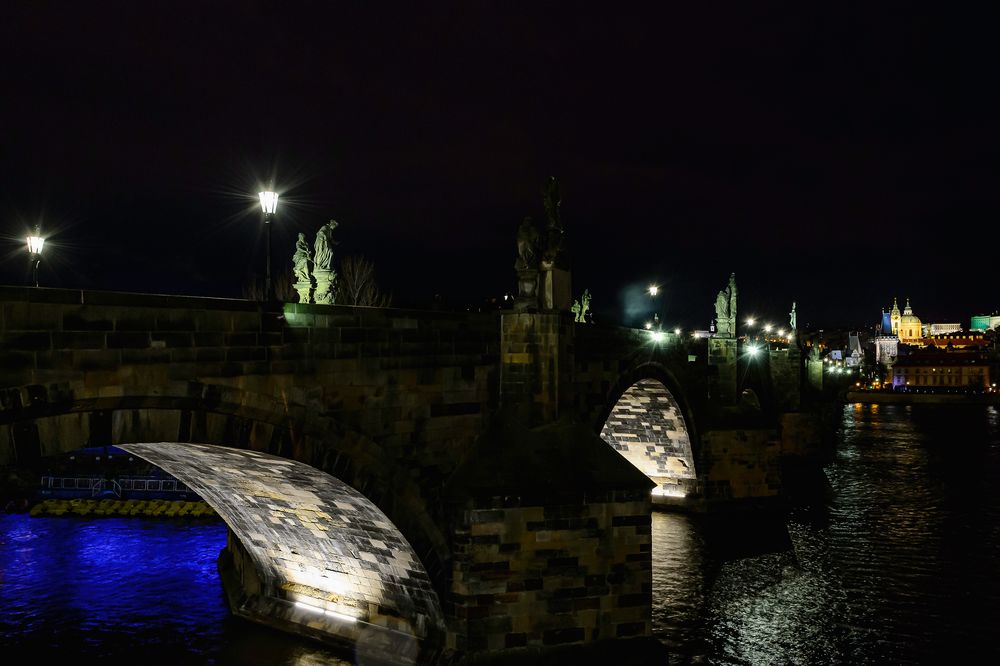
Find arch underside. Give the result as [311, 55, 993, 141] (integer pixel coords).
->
[118, 442, 444, 655]
[600, 379, 697, 498]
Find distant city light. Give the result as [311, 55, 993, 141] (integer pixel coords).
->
[258, 190, 279, 214]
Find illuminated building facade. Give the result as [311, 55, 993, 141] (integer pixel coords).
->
[897, 299, 923, 344]
[927, 322, 962, 336]
[970, 314, 1000, 331]
[891, 352, 991, 390]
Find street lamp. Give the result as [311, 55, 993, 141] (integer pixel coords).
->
[258, 190, 278, 301]
[26, 229, 44, 287]
[647, 283, 662, 332]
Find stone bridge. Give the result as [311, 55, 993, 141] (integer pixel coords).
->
[0, 286, 802, 661]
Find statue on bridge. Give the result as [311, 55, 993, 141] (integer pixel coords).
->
[789, 301, 797, 332]
[713, 273, 737, 337]
[513, 177, 572, 312]
[312, 220, 339, 305]
[313, 220, 338, 272]
[571, 288, 592, 323]
[540, 176, 565, 267]
[291, 232, 313, 304]
[515, 216, 539, 272]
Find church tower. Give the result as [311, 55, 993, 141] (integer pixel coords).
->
[890, 297, 901, 337]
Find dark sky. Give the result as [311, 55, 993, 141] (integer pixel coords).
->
[3, 2, 1000, 329]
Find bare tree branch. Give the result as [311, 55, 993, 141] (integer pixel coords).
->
[242, 270, 296, 302]
[337, 255, 391, 307]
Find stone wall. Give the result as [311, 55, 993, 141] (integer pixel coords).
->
[768, 346, 802, 412]
[708, 337, 738, 405]
[448, 491, 652, 654]
[499, 312, 574, 426]
[700, 429, 782, 501]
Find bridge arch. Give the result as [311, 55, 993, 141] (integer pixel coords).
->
[0, 381, 452, 597]
[119, 441, 444, 661]
[595, 363, 700, 500]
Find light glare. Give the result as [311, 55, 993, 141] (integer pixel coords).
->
[26, 235, 44, 254]
[258, 191, 279, 214]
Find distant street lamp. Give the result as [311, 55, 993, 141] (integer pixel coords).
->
[258, 190, 278, 301]
[647, 283, 662, 332]
[26, 229, 44, 287]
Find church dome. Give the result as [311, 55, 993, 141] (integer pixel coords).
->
[900, 313, 921, 325]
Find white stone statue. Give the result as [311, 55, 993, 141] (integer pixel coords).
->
[313, 220, 338, 271]
[789, 301, 797, 331]
[292, 232, 313, 304]
[312, 220, 339, 305]
[714, 273, 737, 337]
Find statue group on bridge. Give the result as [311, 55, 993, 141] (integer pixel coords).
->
[571, 289, 593, 323]
[513, 177, 572, 312]
[291, 220, 339, 305]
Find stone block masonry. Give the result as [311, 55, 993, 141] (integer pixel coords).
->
[447, 492, 652, 653]
[443, 414, 654, 659]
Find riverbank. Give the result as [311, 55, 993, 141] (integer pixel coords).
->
[844, 391, 1000, 405]
[28, 498, 218, 518]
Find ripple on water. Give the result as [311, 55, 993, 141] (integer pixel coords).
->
[651, 404, 1000, 665]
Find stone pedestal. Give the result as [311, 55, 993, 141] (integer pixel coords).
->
[501, 312, 574, 426]
[313, 269, 335, 305]
[768, 345, 801, 412]
[513, 268, 539, 312]
[538, 261, 572, 312]
[806, 358, 823, 392]
[708, 337, 738, 405]
[293, 280, 312, 305]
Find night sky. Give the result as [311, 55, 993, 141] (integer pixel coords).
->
[3, 3, 999, 330]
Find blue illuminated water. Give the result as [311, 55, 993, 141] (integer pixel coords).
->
[2, 405, 999, 663]
[0, 516, 350, 664]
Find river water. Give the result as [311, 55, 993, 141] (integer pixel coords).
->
[2, 404, 998, 664]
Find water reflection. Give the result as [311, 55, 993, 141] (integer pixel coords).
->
[652, 404, 1000, 665]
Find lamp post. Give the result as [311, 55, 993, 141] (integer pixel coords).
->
[258, 190, 278, 301]
[647, 284, 662, 332]
[26, 230, 44, 287]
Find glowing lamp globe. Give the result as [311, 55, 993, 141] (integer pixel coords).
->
[258, 191, 279, 214]
[26, 235, 44, 254]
